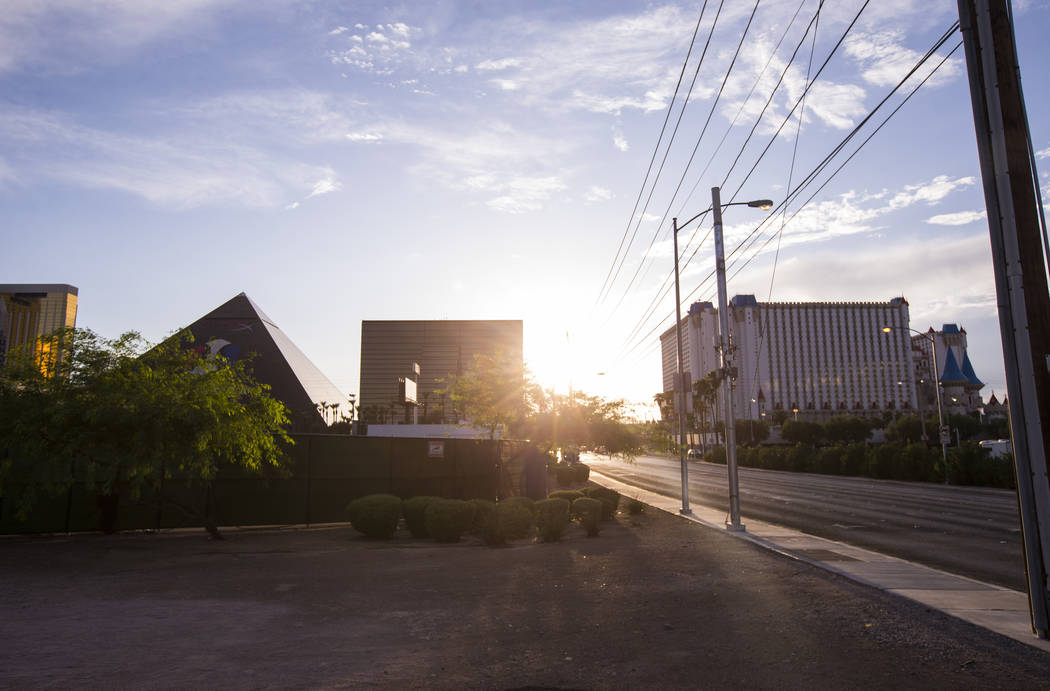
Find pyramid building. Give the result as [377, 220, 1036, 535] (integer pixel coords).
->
[182, 293, 350, 430]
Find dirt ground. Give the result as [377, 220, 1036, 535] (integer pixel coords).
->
[1, 506, 1048, 690]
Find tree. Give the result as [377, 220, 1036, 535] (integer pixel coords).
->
[780, 419, 824, 446]
[824, 416, 872, 444]
[439, 351, 528, 439]
[736, 419, 770, 446]
[0, 328, 292, 537]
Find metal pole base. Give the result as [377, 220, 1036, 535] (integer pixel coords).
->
[679, 508, 694, 516]
[725, 522, 747, 533]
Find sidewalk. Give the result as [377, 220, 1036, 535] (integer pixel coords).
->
[591, 469, 1050, 654]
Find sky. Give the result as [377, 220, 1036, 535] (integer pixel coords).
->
[3, 0, 1049, 417]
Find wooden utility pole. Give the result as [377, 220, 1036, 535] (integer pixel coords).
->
[958, 0, 1050, 639]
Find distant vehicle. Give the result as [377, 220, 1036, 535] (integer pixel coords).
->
[595, 446, 608, 455]
[979, 439, 1012, 458]
[687, 448, 702, 460]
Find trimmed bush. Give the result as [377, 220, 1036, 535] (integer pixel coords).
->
[534, 498, 570, 542]
[501, 495, 535, 514]
[626, 498, 645, 515]
[584, 486, 620, 520]
[573, 463, 591, 483]
[554, 463, 576, 487]
[402, 496, 437, 538]
[573, 497, 602, 537]
[346, 494, 402, 539]
[497, 502, 534, 541]
[706, 446, 727, 464]
[471, 499, 503, 546]
[424, 498, 476, 543]
[548, 490, 585, 506]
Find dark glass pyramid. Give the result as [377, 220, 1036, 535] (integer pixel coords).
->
[182, 293, 349, 429]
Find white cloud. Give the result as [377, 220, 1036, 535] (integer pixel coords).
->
[284, 201, 300, 210]
[490, 79, 519, 91]
[0, 0, 232, 73]
[926, 210, 986, 226]
[329, 26, 349, 36]
[889, 175, 975, 208]
[584, 185, 613, 203]
[0, 105, 335, 208]
[613, 130, 629, 152]
[329, 21, 421, 73]
[1037, 145, 1050, 160]
[476, 57, 521, 71]
[844, 31, 961, 89]
[486, 176, 566, 214]
[307, 177, 341, 198]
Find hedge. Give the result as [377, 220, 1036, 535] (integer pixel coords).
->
[402, 496, 437, 538]
[346, 494, 402, 539]
[424, 498, 476, 543]
[497, 502, 534, 541]
[573, 497, 602, 537]
[534, 498, 570, 542]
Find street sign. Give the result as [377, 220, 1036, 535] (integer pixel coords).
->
[939, 426, 951, 445]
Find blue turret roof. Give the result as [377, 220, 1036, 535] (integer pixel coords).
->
[939, 347, 968, 384]
[731, 294, 758, 307]
[942, 323, 960, 334]
[689, 301, 714, 316]
[961, 352, 984, 389]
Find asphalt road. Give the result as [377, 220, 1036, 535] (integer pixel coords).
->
[584, 452, 1028, 591]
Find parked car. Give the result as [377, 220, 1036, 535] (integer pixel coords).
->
[687, 448, 702, 460]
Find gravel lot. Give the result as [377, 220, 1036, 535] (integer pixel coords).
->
[1, 506, 1048, 690]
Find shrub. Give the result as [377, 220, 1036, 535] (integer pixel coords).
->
[554, 464, 576, 487]
[870, 442, 903, 479]
[626, 498, 645, 515]
[840, 443, 868, 476]
[402, 496, 437, 538]
[584, 487, 620, 520]
[706, 446, 727, 464]
[573, 497, 602, 537]
[574, 463, 591, 483]
[501, 495, 535, 514]
[424, 498, 476, 543]
[497, 502, 534, 540]
[787, 444, 814, 472]
[814, 446, 843, 475]
[346, 494, 402, 539]
[548, 489, 585, 509]
[534, 498, 570, 542]
[471, 499, 503, 546]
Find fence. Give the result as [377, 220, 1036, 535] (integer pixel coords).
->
[0, 434, 541, 534]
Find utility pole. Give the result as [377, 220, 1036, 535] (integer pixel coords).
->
[958, 0, 1050, 639]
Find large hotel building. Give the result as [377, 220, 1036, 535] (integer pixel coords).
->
[661, 295, 919, 421]
[359, 320, 523, 424]
[0, 284, 79, 373]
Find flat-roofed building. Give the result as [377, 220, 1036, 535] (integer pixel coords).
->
[0, 284, 78, 373]
[660, 295, 917, 422]
[359, 320, 523, 424]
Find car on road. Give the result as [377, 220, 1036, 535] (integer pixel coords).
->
[687, 448, 702, 460]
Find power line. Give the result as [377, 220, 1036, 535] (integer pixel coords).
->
[594, 1, 714, 306]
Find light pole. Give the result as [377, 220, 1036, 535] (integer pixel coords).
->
[673, 187, 772, 528]
[883, 326, 948, 469]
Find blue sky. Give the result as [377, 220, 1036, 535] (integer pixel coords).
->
[3, 0, 1048, 414]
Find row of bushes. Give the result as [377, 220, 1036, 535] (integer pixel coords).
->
[704, 441, 1015, 488]
[345, 486, 625, 544]
[550, 461, 590, 487]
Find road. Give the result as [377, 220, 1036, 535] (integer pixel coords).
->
[584, 452, 1027, 591]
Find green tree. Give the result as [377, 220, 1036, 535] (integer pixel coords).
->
[735, 418, 769, 446]
[780, 419, 824, 446]
[824, 416, 872, 444]
[439, 350, 528, 439]
[0, 328, 292, 537]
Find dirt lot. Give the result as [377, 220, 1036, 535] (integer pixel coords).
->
[1, 506, 1048, 690]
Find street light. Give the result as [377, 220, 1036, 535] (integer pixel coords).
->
[672, 186, 772, 526]
[882, 326, 948, 469]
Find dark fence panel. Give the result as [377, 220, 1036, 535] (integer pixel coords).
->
[1, 434, 536, 534]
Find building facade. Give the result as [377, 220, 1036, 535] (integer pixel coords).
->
[359, 320, 523, 424]
[0, 284, 78, 373]
[660, 295, 918, 422]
